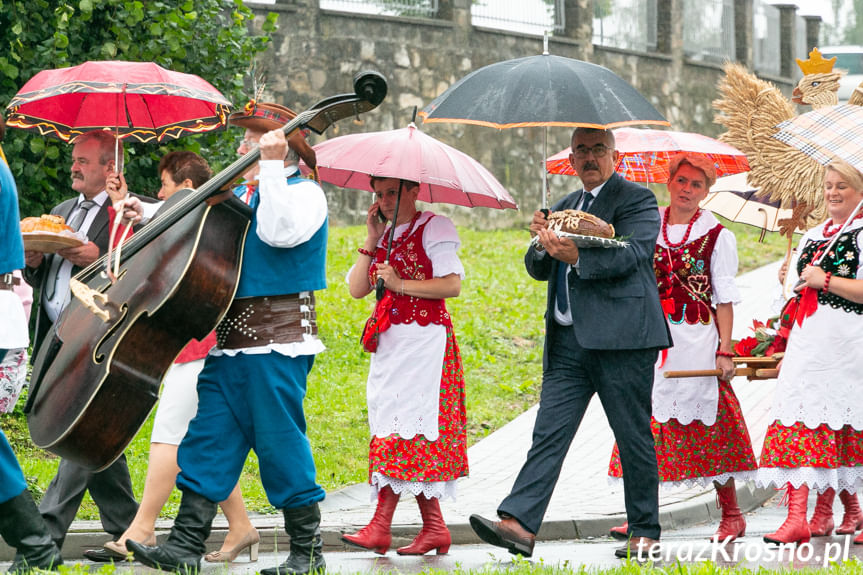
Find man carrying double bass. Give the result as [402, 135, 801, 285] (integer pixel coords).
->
[128, 102, 329, 575]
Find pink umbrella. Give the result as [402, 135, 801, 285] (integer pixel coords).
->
[302, 123, 517, 210]
[545, 127, 750, 183]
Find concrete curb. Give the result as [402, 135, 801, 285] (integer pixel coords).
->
[0, 484, 775, 560]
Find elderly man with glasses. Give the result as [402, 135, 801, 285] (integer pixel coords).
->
[470, 127, 671, 561]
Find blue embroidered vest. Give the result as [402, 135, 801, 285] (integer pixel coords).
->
[234, 175, 328, 297]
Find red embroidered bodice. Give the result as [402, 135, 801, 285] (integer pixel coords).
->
[653, 223, 724, 325]
[368, 216, 452, 327]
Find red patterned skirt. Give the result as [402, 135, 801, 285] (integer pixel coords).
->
[609, 379, 757, 484]
[760, 421, 863, 469]
[368, 326, 468, 483]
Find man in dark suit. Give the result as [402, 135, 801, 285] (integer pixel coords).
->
[470, 127, 672, 560]
[23, 130, 138, 561]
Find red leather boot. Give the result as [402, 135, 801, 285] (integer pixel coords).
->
[342, 486, 400, 554]
[712, 480, 746, 542]
[396, 495, 451, 555]
[764, 484, 811, 545]
[808, 488, 836, 536]
[609, 522, 628, 541]
[836, 490, 863, 534]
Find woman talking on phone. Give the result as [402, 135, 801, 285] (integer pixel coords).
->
[343, 177, 468, 556]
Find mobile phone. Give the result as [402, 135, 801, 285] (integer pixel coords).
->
[377, 209, 387, 223]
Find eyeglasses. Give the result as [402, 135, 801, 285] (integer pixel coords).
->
[239, 139, 260, 150]
[573, 144, 611, 158]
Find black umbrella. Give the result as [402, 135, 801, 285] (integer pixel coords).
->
[419, 38, 669, 208]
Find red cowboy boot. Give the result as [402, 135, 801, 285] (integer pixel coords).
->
[341, 486, 400, 554]
[396, 495, 451, 555]
[712, 480, 746, 541]
[808, 488, 836, 536]
[836, 490, 863, 534]
[764, 484, 811, 545]
[609, 522, 628, 541]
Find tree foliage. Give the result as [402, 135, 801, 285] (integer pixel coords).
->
[0, 0, 278, 217]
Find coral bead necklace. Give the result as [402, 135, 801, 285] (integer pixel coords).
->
[662, 208, 701, 249]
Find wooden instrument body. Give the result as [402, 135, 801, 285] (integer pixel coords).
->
[28, 195, 250, 470]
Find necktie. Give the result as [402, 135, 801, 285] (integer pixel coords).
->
[555, 192, 594, 314]
[45, 200, 96, 300]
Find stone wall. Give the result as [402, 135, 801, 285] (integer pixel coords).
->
[243, 0, 808, 228]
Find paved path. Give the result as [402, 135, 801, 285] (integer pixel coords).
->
[0, 261, 788, 561]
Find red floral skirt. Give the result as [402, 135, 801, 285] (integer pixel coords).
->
[368, 326, 468, 483]
[609, 380, 757, 483]
[760, 421, 863, 469]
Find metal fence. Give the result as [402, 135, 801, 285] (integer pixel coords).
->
[319, 0, 438, 18]
[683, 0, 734, 63]
[471, 0, 564, 35]
[592, 0, 657, 52]
[752, 0, 781, 76]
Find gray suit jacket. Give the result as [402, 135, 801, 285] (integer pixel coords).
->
[525, 173, 672, 362]
[24, 197, 112, 358]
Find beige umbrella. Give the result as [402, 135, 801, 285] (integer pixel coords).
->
[700, 173, 798, 239]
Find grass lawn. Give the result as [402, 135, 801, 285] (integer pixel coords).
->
[2, 215, 789, 519]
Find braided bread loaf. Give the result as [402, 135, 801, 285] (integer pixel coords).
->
[20, 214, 74, 234]
[546, 209, 614, 239]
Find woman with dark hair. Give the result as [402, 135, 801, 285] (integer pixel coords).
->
[343, 176, 468, 556]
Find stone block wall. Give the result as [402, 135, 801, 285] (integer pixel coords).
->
[243, 0, 811, 228]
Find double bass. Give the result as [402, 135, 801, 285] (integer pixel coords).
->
[26, 72, 388, 471]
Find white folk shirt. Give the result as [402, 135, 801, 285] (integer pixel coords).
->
[210, 161, 327, 358]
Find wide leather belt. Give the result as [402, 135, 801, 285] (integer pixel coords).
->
[0, 273, 21, 291]
[216, 292, 317, 350]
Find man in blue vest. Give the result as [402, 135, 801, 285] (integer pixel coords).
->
[1, 115, 64, 573]
[128, 102, 328, 574]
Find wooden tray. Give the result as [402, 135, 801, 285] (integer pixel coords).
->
[22, 232, 85, 253]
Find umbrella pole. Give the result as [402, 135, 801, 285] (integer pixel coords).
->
[542, 127, 548, 211]
[376, 180, 404, 301]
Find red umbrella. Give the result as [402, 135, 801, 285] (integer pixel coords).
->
[546, 127, 750, 183]
[302, 123, 517, 210]
[5, 60, 231, 143]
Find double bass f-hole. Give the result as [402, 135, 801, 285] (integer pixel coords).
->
[70, 278, 122, 323]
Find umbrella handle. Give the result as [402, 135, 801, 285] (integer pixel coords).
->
[375, 277, 386, 300]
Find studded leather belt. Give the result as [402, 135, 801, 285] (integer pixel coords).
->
[0, 273, 21, 291]
[215, 292, 317, 350]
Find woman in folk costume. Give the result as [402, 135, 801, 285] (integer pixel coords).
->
[344, 176, 468, 555]
[757, 160, 863, 545]
[608, 153, 758, 541]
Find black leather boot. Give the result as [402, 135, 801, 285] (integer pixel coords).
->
[127, 490, 217, 574]
[0, 490, 63, 573]
[261, 503, 325, 575]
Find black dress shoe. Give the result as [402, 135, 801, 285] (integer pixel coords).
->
[82, 546, 127, 562]
[614, 536, 660, 561]
[469, 514, 535, 557]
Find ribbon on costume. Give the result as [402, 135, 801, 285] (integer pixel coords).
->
[361, 290, 394, 353]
